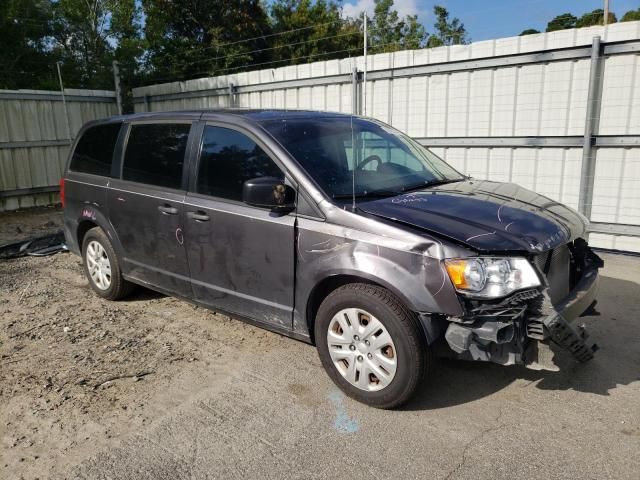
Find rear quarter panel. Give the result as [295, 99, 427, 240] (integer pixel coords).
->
[62, 173, 128, 267]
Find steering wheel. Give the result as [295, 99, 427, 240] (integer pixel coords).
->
[356, 154, 382, 171]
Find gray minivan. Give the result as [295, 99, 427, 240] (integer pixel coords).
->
[61, 110, 602, 408]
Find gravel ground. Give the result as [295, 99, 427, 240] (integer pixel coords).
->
[0, 207, 639, 480]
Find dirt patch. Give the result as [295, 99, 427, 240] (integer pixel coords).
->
[0, 209, 286, 479]
[0, 206, 64, 246]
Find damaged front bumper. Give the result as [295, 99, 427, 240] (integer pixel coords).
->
[441, 241, 603, 371]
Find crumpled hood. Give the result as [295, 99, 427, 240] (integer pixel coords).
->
[359, 180, 588, 253]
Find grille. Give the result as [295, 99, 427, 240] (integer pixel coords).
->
[534, 244, 571, 305]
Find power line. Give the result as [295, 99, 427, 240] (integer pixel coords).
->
[154, 19, 357, 66]
[140, 36, 421, 87]
[140, 44, 367, 86]
[159, 30, 362, 71]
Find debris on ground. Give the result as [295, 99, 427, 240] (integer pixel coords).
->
[0, 231, 67, 259]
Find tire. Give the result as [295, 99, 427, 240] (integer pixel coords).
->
[315, 283, 428, 409]
[81, 227, 134, 300]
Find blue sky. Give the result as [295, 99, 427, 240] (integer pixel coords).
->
[341, 0, 640, 41]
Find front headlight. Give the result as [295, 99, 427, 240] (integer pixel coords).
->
[444, 257, 540, 298]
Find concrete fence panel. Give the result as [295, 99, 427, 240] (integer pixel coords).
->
[0, 88, 118, 212]
[132, 21, 640, 252]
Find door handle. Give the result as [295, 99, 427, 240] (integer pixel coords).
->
[187, 211, 210, 222]
[158, 204, 178, 215]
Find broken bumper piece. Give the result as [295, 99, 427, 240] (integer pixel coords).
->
[443, 247, 603, 371]
[540, 266, 599, 363]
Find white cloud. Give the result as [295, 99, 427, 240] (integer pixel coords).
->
[342, 0, 423, 20]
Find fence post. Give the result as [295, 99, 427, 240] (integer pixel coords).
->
[55, 62, 72, 141]
[578, 35, 604, 225]
[352, 68, 361, 115]
[228, 83, 237, 108]
[112, 60, 123, 115]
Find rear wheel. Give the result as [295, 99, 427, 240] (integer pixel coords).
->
[82, 227, 133, 300]
[315, 283, 428, 409]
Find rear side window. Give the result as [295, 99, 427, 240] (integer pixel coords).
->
[122, 123, 191, 189]
[196, 126, 283, 201]
[69, 122, 122, 176]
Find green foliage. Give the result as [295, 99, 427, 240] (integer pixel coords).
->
[523, 6, 625, 37]
[576, 9, 617, 28]
[519, 28, 541, 36]
[7, 0, 640, 96]
[0, 0, 56, 89]
[545, 13, 577, 32]
[269, 0, 362, 65]
[621, 9, 640, 22]
[141, 0, 271, 83]
[427, 5, 468, 47]
[401, 15, 428, 50]
[366, 0, 427, 53]
[370, 0, 403, 52]
[49, 0, 144, 90]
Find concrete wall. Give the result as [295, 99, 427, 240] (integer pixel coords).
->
[131, 21, 639, 252]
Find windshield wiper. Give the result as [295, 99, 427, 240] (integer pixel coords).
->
[332, 189, 401, 200]
[401, 178, 465, 192]
[332, 178, 466, 200]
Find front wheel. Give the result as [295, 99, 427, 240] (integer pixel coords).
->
[315, 283, 428, 409]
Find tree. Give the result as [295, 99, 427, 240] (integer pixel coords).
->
[369, 0, 403, 52]
[142, 0, 271, 83]
[367, 0, 427, 53]
[546, 13, 577, 32]
[621, 9, 640, 22]
[48, 0, 145, 91]
[576, 8, 617, 28]
[50, 0, 115, 89]
[269, 0, 362, 66]
[427, 5, 468, 47]
[0, 0, 57, 90]
[110, 0, 145, 109]
[401, 15, 428, 50]
[520, 28, 540, 36]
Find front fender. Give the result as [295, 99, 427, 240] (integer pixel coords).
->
[293, 218, 464, 337]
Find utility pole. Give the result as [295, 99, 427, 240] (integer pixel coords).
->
[112, 60, 123, 115]
[363, 14, 368, 117]
[56, 61, 72, 141]
[604, 0, 609, 26]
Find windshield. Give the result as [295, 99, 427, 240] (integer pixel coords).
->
[260, 117, 465, 199]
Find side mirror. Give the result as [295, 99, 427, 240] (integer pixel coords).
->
[242, 177, 295, 210]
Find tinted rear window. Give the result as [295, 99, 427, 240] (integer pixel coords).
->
[69, 122, 122, 176]
[122, 123, 191, 189]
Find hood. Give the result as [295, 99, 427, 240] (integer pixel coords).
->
[359, 180, 588, 253]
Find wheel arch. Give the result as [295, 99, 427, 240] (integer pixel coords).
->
[305, 272, 419, 344]
[73, 209, 126, 263]
[77, 219, 98, 251]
